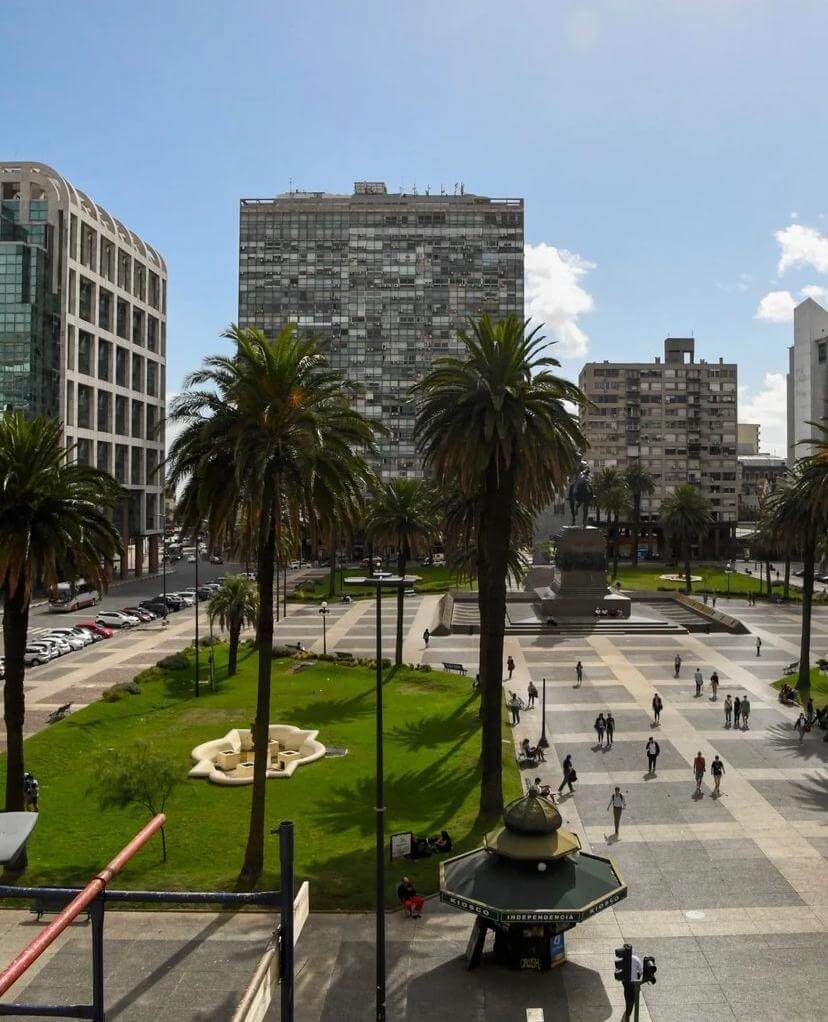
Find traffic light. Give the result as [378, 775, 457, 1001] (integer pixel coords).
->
[614, 944, 632, 983]
[642, 955, 657, 985]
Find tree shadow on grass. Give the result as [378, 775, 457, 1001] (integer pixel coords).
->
[292, 686, 376, 728]
[387, 695, 479, 752]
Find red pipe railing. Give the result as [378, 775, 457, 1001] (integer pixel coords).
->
[0, 813, 166, 997]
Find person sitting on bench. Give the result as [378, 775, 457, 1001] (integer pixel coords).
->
[431, 830, 452, 853]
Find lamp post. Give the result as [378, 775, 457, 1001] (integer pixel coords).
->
[319, 601, 330, 655]
[538, 676, 548, 748]
[725, 563, 733, 598]
[344, 572, 420, 1022]
[194, 533, 200, 698]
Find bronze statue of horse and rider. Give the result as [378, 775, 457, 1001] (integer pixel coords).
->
[567, 461, 593, 528]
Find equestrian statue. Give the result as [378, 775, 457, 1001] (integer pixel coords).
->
[567, 459, 593, 528]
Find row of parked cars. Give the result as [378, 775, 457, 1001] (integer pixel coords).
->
[12, 581, 227, 672]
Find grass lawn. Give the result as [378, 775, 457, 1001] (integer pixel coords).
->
[772, 668, 828, 710]
[294, 565, 473, 601]
[612, 563, 800, 599]
[0, 647, 518, 910]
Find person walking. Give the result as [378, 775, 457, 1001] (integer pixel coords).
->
[508, 691, 523, 725]
[506, 655, 515, 680]
[652, 693, 663, 725]
[575, 660, 584, 687]
[527, 680, 538, 709]
[692, 751, 706, 795]
[674, 653, 682, 678]
[794, 712, 808, 744]
[558, 753, 575, 795]
[594, 712, 607, 748]
[805, 698, 815, 726]
[423, 628, 430, 648]
[741, 696, 751, 730]
[724, 693, 733, 728]
[605, 711, 615, 748]
[711, 754, 725, 796]
[694, 667, 704, 698]
[23, 772, 39, 812]
[607, 787, 626, 837]
[712, 595, 717, 610]
[645, 737, 660, 774]
[733, 695, 741, 728]
[756, 636, 762, 657]
[710, 670, 720, 701]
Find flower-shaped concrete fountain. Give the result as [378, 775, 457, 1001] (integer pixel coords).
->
[189, 725, 325, 785]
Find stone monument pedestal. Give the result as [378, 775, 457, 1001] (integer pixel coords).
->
[535, 526, 630, 621]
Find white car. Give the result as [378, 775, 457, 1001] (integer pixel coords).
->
[45, 631, 85, 651]
[289, 560, 300, 570]
[47, 627, 94, 647]
[96, 611, 140, 629]
[25, 645, 56, 665]
[31, 637, 72, 656]
[186, 554, 197, 563]
[75, 625, 103, 642]
[171, 592, 195, 606]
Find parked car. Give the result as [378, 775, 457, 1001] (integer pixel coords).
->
[47, 626, 94, 647]
[96, 611, 140, 629]
[44, 631, 85, 651]
[155, 593, 185, 610]
[171, 591, 195, 607]
[186, 554, 197, 563]
[818, 573, 828, 585]
[289, 560, 301, 570]
[793, 568, 805, 578]
[209, 554, 223, 564]
[74, 625, 103, 642]
[25, 646, 55, 666]
[31, 636, 72, 657]
[140, 600, 170, 617]
[123, 606, 155, 622]
[77, 621, 113, 639]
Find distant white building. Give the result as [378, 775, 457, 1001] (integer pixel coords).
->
[787, 298, 828, 465]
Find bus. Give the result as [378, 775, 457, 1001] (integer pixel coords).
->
[48, 579, 100, 613]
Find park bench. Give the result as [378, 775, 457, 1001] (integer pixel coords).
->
[335, 651, 354, 662]
[442, 662, 466, 675]
[783, 661, 799, 676]
[31, 896, 91, 922]
[47, 703, 71, 724]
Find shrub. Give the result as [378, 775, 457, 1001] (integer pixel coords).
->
[272, 644, 297, 659]
[157, 653, 189, 671]
[112, 680, 141, 695]
[198, 635, 222, 648]
[101, 688, 127, 703]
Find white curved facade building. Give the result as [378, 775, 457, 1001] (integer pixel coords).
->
[0, 162, 166, 575]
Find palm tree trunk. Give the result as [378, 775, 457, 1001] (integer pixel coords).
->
[783, 557, 790, 601]
[797, 536, 815, 695]
[630, 500, 640, 569]
[765, 561, 772, 597]
[395, 548, 406, 667]
[327, 526, 337, 597]
[684, 540, 692, 595]
[612, 514, 620, 579]
[3, 581, 29, 829]
[595, 506, 601, 525]
[228, 621, 240, 676]
[476, 464, 515, 820]
[240, 500, 276, 885]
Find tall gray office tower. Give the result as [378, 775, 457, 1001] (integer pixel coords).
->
[238, 182, 524, 478]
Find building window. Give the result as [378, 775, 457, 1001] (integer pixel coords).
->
[147, 315, 159, 352]
[77, 384, 92, 428]
[132, 307, 144, 346]
[66, 380, 74, 426]
[115, 444, 128, 483]
[80, 224, 97, 269]
[117, 250, 131, 291]
[66, 325, 75, 371]
[134, 263, 146, 301]
[131, 353, 144, 392]
[146, 361, 158, 397]
[115, 346, 128, 387]
[78, 331, 93, 375]
[99, 239, 115, 282]
[146, 448, 159, 483]
[116, 299, 129, 339]
[98, 288, 112, 332]
[79, 277, 95, 324]
[115, 395, 128, 435]
[819, 341, 827, 364]
[148, 271, 160, 309]
[97, 339, 111, 381]
[146, 403, 158, 440]
[97, 440, 111, 473]
[76, 437, 92, 465]
[97, 390, 111, 432]
[68, 270, 76, 315]
[131, 399, 143, 438]
[131, 446, 143, 485]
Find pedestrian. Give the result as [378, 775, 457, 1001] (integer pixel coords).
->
[605, 711, 615, 747]
[741, 696, 751, 730]
[527, 680, 538, 708]
[423, 628, 430, 648]
[711, 754, 725, 796]
[645, 737, 660, 774]
[607, 786, 626, 837]
[694, 667, 704, 697]
[506, 655, 515, 680]
[396, 876, 424, 918]
[557, 753, 575, 795]
[756, 636, 762, 657]
[652, 693, 663, 725]
[794, 713, 808, 744]
[576, 660, 583, 687]
[724, 694, 733, 728]
[703, 594, 709, 606]
[712, 596, 717, 610]
[692, 750, 706, 794]
[674, 653, 682, 678]
[710, 670, 719, 701]
[805, 698, 815, 725]
[594, 712, 606, 747]
[733, 695, 741, 728]
[23, 772, 39, 812]
[508, 691, 523, 725]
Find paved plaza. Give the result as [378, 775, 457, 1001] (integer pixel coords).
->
[1, 588, 826, 1019]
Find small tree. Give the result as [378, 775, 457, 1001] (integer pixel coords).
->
[659, 484, 713, 594]
[207, 574, 258, 676]
[95, 742, 178, 861]
[624, 461, 656, 568]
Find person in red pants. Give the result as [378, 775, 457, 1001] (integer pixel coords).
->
[397, 877, 424, 918]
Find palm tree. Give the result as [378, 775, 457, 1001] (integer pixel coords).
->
[413, 314, 586, 817]
[603, 479, 630, 580]
[208, 575, 259, 676]
[592, 466, 620, 527]
[0, 412, 121, 834]
[659, 484, 713, 594]
[168, 324, 377, 883]
[366, 478, 439, 665]
[624, 461, 656, 568]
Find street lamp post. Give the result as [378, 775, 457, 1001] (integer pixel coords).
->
[344, 572, 420, 1022]
[725, 564, 732, 598]
[194, 531, 200, 698]
[319, 601, 330, 655]
[538, 676, 548, 748]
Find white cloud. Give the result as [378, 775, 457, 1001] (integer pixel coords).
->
[738, 373, 788, 456]
[776, 223, 828, 275]
[799, 284, 828, 304]
[754, 290, 796, 323]
[524, 242, 596, 359]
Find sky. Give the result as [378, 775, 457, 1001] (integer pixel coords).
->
[4, 0, 828, 456]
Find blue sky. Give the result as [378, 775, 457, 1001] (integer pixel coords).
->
[4, 0, 828, 454]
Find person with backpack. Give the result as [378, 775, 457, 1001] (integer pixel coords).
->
[594, 712, 607, 748]
[23, 772, 39, 812]
[674, 654, 682, 678]
[507, 691, 524, 725]
[794, 713, 808, 744]
[756, 636, 762, 657]
[710, 755, 725, 796]
[422, 628, 430, 648]
[741, 696, 751, 730]
[645, 737, 660, 774]
[506, 655, 515, 680]
[652, 693, 663, 725]
[607, 787, 626, 838]
[527, 680, 538, 709]
[605, 712, 615, 748]
[733, 695, 741, 729]
[575, 661, 584, 687]
[692, 751, 706, 795]
[557, 753, 576, 795]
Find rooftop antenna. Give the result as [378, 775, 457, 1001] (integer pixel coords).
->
[412, 183, 418, 194]
[454, 182, 458, 195]
[440, 184, 446, 195]
[460, 181, 465, 196]
[425, 185, 430, 196]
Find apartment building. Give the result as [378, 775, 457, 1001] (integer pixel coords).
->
[787, 297, 828, 465]
[0, 162, 167, 576]
[238, 181, 524, 478]
[737, 422, 760, 456]
[579, 338, 738, 553]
